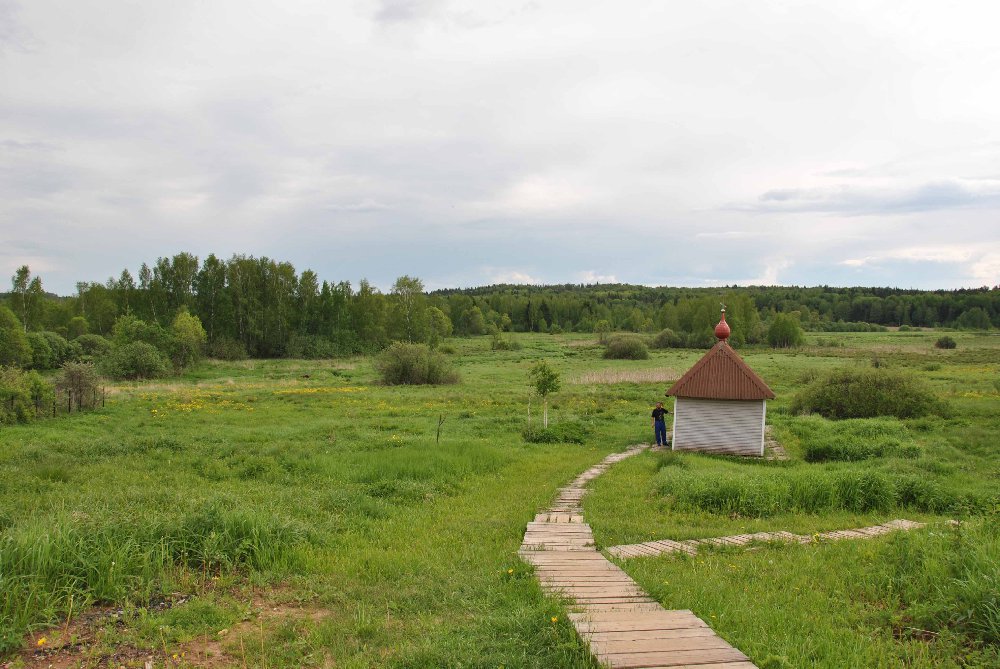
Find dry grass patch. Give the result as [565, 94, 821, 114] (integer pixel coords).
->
[572, 368, 679, 384]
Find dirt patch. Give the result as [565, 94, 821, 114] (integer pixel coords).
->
[4, 591, 331, 669]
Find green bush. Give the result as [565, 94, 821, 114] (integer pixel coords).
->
[0, 306, 32, 367]
[207, 336, 248, 361]
[0, 366, 54, 425]
[603, 334, 649, 359]
[374, 342, 459, 385]
[285, 334, 345, 359]
[75, 333, 112, 359]
[28, 331, 79, 370]
[791, 367, 946, 419]
[57, 362, 102, 410]
[651, 328, 684, 349]
[99, 341, 170, 380]
[522, 420, 590, 444]
[935, 335, 957, 349]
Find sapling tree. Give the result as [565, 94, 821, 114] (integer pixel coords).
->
[529, 360, 561, 428]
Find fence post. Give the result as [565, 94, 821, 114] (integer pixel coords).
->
[68, 390, 72, 413]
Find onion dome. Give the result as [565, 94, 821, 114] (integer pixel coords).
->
[715, 308, 731, 341]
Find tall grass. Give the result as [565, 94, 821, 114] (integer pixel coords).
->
[0, 505, 309, 652]
[654, 466, 982, 517]
[786, 416, 921, 462]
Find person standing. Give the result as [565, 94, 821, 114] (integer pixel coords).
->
[651, 401, 669, 448]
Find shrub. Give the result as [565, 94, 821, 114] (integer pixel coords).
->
[56, 362, 102, 410]
[934, 336, 957, 349]
[0, 367, 53, 424]
[208, 336, 248, 361]
[286, 334, 343, 359]
[490, 331, 522, 351]
[75, 333, 112, 359]
[522, 420, 590, 444]
[603, 334, 649, 360]
[791, 367, 946, 419]
[651, 328, 684, 349]
[375, 342, 459, 385]
[25, 332, 53, 369]
[99, 342, 169, 380]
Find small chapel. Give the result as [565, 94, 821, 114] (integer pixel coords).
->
[665, 308, 775, 457]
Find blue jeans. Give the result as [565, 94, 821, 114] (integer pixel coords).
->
[654, 420, 667, 446]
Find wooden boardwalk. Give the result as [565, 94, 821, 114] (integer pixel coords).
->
[606, 519, 926, 560]
[520, 445, 757, 668]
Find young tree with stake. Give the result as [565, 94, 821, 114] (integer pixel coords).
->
[529, 360, 561, 428]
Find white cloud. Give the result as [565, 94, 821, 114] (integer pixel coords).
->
[576, 270, 618, 284]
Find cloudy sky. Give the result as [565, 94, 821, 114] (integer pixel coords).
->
[2, 0, 999, 294]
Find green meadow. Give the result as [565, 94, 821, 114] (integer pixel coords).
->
[1, 330, 998, 667]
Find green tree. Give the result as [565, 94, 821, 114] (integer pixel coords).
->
[0, 306, 32, 366]
[594, 319, 611, 343]
[67, 316, 89, 339]
[426, 306, 453, 349]
[529, 360, 561, 428]
[464, 306, 487, 335]
[170, 308, 207, 369]
[389, 276, 428, 342]
[767, 313, 804, 348]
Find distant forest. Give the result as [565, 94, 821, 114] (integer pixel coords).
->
[4, 252, 999, 359]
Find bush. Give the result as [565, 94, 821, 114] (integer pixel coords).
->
[99, 342, 169, 380]
[208, 336, 249, 361]
[0, 366, 54, 424]
[286, 334, 344, 359]
[935, 335, 957, 349]
[603, 334, 649, 359]
[791, 367, 946, 419]
[375, 342, 459, 385]
[56, 362, 102, 410]
[75, 333, 112, 359]
[522, 420, 590, 444]
[28, 331, 79, 370]
[490, 331, 522, 351]
[651, 328, 684, 349]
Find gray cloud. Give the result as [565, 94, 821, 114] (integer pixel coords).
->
[2, 1, 1000, 293]
[739, 180, 1000, 215]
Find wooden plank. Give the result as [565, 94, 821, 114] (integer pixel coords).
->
[595, 647, 748, 668]
[583, 627, 718, 643]
[589, 635, 732, 655]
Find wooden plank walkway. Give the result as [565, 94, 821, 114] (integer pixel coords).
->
[606, 519, 926, 560]
[520, 445, 757, 669]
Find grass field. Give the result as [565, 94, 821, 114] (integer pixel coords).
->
[1, 330, 998, 667]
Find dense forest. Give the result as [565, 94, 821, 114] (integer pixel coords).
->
[2, 252, 999, 365]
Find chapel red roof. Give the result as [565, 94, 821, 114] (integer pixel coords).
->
[665, 310, 775, 400]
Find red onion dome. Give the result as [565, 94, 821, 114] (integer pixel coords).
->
[715, 309, 731, 341]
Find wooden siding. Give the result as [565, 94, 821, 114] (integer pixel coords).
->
[672, 398, 765, 457]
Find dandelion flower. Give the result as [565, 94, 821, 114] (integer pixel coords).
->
[550, 616, 558, 624]
[507, 568, 514, 575]
[36, 637, 47, 647]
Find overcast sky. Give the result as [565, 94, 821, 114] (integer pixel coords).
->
[2, 0, 999, 295]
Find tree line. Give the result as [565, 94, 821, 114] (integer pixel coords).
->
[2, 252, 998, 367]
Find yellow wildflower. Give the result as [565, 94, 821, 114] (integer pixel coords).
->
[550, 616, 558, 624]
[36, 636, 47, 647]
